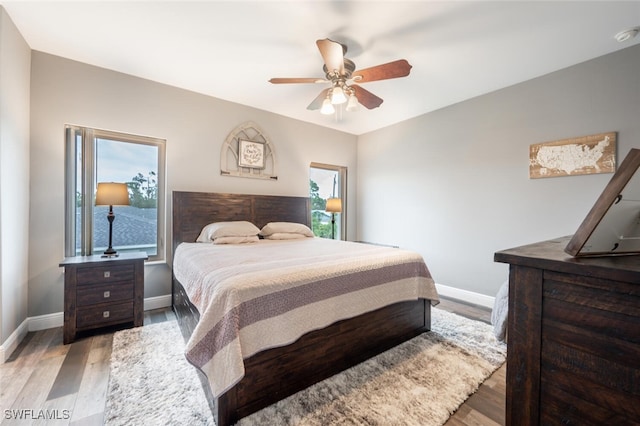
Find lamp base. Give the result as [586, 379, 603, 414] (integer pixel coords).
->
[102, 207, 119, 258]
[102, 247, 118, 258]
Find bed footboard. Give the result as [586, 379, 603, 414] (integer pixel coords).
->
[173, 275, 431, 426]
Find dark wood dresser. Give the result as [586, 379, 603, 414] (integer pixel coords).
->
[494, 236, 640, 425]
[60, 252, 147, 344]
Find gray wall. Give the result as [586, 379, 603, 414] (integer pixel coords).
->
[357, 44, 640, 299]
[0, 7, 31, 348]
[6, 24, 640, 340]
[29, 52, 357, 317]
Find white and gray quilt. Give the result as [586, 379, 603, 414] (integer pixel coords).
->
[173, 238, 439, 398]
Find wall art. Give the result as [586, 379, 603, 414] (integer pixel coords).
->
[238, 139, 265, 169]
[529, 132, 616, 179]
[220, 121, 277, 180]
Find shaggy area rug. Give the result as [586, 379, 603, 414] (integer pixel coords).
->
[105, 308, 506, 426]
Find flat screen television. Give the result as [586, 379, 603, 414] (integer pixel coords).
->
[565, 148, 640, 257]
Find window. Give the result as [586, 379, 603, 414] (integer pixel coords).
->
[65, 125, 166, 261]
[309, 163, 347, 240]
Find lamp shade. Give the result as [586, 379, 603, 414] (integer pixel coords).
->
[330, 86, 347, 105]
[325, 197, 342, 213]
[320, 97, 335, 115]
[346, 93, 359, 111]
[95, 182, 130, 206]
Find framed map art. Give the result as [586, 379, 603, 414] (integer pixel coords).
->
[529, 132, 616, 179]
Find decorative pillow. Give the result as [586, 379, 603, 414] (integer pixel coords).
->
[263, 232, 308, 240]
[196, 221, 260, 242]
[260, 222, 314, 238]
[213, 235, 260, 245]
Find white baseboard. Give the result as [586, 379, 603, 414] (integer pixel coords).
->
[144, 294, 172, 311]
[1, 294, 173, 363]
[29, 311, 64, 332]
[0, 318, 29, 364]
[435, 283, 495, 309]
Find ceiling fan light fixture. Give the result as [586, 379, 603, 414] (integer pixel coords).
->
[330, 86, 347, 104]
[320, 97, 335, 115]
[271, 38, 412, 117]
[346, 93, 359, 111]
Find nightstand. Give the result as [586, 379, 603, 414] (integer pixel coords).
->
[60, 252, 147, 344]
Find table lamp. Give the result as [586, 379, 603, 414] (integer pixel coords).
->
[325, 197, 342, 240]
[95, 182, 130, 257]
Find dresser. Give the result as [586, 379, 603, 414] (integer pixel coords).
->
[494, 236, 640, 425]
[60, 252, 147, 344]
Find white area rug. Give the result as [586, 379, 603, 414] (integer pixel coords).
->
[105, 308, 506, 425]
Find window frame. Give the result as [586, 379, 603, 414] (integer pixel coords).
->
[310, 162, 347, 240]
[64, 125, 166, 261]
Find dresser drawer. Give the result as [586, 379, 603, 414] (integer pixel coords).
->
[77, 282, 134, 307]
[76, 264, 134, 285]
[76, 301, 134, 328]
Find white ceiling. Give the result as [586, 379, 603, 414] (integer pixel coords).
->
[3, 1, 639, 135]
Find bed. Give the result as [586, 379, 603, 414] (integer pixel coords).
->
[171, 191, 439, 425]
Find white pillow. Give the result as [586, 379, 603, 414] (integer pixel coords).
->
[260, 222, 314, 238]
[196, 221, 260, 242]
[213, 235, 260, 244]
[263, 232, 309, 240]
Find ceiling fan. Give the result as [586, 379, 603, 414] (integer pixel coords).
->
[269, 38, 412, 114]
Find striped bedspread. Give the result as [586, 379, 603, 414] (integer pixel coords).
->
[173, 238, 439, 397]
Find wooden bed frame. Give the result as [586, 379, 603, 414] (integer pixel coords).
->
[171, 191, 432, 425]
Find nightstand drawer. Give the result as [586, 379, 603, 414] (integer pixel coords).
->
[77, 282, 134, 307]
[76, 264, 134, 285]
[77, 301, 134, 328]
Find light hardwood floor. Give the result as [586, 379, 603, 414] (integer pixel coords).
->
[0, 297, 504, 425]
[438, 298, 506, 426]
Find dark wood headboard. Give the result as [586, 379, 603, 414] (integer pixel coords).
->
[172, 191, 311, 252]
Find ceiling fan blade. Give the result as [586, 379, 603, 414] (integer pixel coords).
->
[352, 59, 412, 83]
[307, 88, 331, 110]
[269, 77, 327, 84]
[352, 85, 383, 109]
[316, 38, 345, 75]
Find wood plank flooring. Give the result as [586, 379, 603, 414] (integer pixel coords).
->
[0, 297, 504, 425]
[437, 297, 506, 426]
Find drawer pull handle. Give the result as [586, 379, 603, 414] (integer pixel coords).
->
[103, 291, 110, 298]
[103, 311, 110, 318]
[104, 271, 111, 278]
